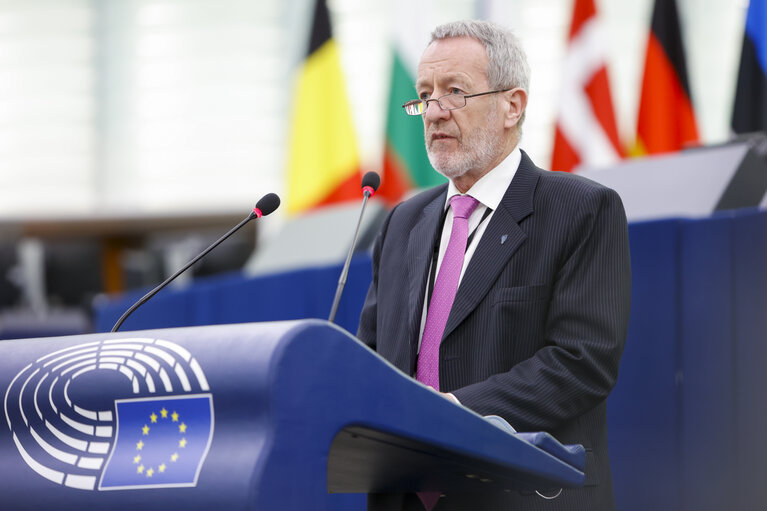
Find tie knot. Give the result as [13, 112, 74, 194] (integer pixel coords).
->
[450, 194, 479, 219]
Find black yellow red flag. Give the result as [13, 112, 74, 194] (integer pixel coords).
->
[635, 0, 699, 155]
[286, 0, 361, 214]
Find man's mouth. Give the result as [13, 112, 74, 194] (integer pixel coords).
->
[430, 132, 455, 141]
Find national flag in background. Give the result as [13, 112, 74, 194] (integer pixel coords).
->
[732, 0, 767, 133]
[286, 0, 361, 214]
[551, 0, 624, 172]
[634, 0, 699, 155]
[380, 0, 446, 201]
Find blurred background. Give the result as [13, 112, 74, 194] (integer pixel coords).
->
[2, 2, 767, 509]
[0, 0, 755, 334]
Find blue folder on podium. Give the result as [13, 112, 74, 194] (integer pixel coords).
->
[0, 320, 584, 509]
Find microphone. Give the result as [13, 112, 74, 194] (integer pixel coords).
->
[111, 193, 281, 332]
[328, 171, 380, 324]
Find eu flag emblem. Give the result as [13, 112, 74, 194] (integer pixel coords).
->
[99, 394, 213, 490]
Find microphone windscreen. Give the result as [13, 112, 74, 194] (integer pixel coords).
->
[256, 193, 281, 216]
[361, 171, 381, 192]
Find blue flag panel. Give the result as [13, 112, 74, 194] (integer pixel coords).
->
[732, 0, 767, 132]
[100, 394, 213, 489]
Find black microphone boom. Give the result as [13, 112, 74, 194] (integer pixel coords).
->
[111, 193, 281, 332]
[328, 172, 380, 324]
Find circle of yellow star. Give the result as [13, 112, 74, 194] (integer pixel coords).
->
[131, 409, 192, 477]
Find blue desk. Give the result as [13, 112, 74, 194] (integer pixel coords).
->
[0, 320, 584, 510]
[94, 209, 767, 511]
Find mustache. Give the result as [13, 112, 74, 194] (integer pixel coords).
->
[426, 125, 459, 140]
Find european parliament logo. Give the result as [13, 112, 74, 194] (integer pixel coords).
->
[3, 337, 214, 491]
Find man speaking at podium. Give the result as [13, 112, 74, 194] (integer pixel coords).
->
[357, 20, 631, 511]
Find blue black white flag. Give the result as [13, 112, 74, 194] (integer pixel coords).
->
[732, 0, 767, 133]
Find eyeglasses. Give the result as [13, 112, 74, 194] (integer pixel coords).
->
[402, 89, 511, 116]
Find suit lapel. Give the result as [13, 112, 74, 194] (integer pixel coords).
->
[406, 188, 447, 345]
[442, 152, 540, 340]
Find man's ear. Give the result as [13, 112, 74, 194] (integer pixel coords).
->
[503, 88, 527, 129]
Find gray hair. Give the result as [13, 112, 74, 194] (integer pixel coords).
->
[430, 20, 530, 126]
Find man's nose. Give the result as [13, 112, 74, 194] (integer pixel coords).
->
[423, 99, 450, 122]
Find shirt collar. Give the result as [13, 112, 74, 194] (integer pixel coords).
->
[445, 146, 521, 211]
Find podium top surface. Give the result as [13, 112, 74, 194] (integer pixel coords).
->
[0, 320, 584, 510]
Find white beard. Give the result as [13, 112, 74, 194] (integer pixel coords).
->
[425, 109, 502, 180]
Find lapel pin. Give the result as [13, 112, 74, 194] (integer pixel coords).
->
[501, 234, 508, 244]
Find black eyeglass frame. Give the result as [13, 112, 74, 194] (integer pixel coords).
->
[401, 89, 512, 115]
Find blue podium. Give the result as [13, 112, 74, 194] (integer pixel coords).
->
[0, 320, 584, 509]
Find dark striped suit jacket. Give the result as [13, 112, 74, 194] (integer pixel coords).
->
[357, 151, 631, 511]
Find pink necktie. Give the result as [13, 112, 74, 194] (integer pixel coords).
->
[416, 194, 479, 391]
[416, 194, 478, 511]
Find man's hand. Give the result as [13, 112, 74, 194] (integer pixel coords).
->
[440, 392, 461, 405]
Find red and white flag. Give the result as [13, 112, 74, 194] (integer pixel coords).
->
[551, 0, 623, 172]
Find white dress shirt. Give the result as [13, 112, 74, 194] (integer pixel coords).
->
[417, 146, 522, 350]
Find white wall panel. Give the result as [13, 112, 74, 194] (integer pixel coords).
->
[0, 0, 753, 218]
